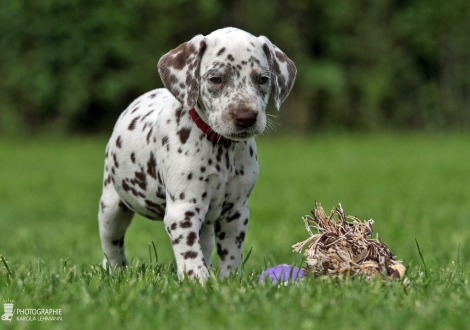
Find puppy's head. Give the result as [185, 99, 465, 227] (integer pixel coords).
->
[158, 27, 296, 141]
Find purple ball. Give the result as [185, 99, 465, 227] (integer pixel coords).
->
[259, 264, 307, 284]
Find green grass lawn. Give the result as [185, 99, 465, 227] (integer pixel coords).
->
[0, 133, 469, 329]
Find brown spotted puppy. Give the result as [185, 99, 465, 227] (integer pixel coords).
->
[98, 27, 296, 282]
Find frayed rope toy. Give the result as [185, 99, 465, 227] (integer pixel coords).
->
[259, 203, 405, 284]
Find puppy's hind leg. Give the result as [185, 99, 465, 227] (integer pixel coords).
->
[98, 186, 134, 271]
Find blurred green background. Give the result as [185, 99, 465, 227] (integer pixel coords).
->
[1, 0, 469, 136]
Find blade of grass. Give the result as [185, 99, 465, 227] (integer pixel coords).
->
[152, 241, 158, 264]
[1, 255, 13, 277]
[415, 238, 428, 277]
[242, 246, 253, 266]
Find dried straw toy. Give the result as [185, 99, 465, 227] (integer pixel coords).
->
[292, 203, 405, 281]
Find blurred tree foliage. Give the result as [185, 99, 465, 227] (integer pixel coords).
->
[0, 0, 469, 134]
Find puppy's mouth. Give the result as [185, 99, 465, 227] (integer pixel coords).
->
[224, 132, 251, 141]
[222, 128, 261, 141]
[215, 119, 266, 141]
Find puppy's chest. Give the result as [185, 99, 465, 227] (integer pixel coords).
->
[159, 133, 258, 218]
[179, 148, 258, 223]
[161, 140, 258, 197]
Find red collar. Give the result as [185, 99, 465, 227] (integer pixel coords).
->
[188, 108, 235, 147]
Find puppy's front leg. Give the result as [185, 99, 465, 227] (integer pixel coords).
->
[164, 203, 209, 282]
[215, 205, 249, 279]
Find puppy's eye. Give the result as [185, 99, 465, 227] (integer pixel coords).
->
[259, 76, 269, 85]
[209, 77, 222, 84]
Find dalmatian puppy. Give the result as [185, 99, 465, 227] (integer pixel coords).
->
[98, 27, 296, 282]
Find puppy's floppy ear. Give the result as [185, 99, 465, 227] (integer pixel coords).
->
[158, 35, 207, 110]
[259, 36, 297, 110]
